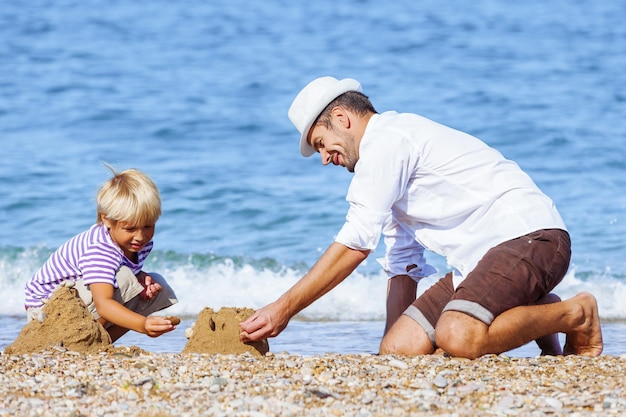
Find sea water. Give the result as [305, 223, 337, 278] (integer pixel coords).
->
[0, 0, 624, 356]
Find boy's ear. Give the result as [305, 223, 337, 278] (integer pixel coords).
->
[101, 215, 112, 229]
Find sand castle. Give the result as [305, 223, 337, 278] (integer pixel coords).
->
[182, 306, 269, 356]
[4, 286, 112, 355]
[4, 286, 268, 356]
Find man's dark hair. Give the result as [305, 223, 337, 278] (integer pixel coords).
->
[314, 91, 377, 130]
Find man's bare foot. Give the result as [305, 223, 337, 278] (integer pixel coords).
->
[563, 292, 603, 356]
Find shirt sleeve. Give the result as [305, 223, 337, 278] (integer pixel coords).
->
[334, 128, 409, 251]
[334, 125, 435, 280]
[335, 203, 388, 250]
[78, 244, 123, 287]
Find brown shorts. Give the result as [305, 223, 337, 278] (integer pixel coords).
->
[404, 229, 571, 346]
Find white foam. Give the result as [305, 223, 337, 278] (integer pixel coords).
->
[2, 249, 625, 321]
[158, 259, 389, 321]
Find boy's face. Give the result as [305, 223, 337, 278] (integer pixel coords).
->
[101, 217, 155, 261]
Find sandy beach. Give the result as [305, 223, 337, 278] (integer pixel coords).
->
[1, 348, 624, 417]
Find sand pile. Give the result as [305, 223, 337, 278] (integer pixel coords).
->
[182, 307, 269, 356]
[4, 286, 112, 355]
[4, 287, 268, 357]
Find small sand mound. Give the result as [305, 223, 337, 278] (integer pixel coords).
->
[4, 286, 112, 355]
[182, 307, 269, 356]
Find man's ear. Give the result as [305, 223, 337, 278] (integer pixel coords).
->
[331, 106, 351, 130]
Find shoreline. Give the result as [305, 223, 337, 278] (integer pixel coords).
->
[1, 347, 624, 416]
[3, 316, 625, 358]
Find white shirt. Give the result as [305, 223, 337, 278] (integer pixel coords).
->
[334, 111, 566, 288]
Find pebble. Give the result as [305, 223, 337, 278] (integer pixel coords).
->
[0, 349, 624, 416]
[432, 374, 448, 388]
[544, 397, 564, 409]
[387, 358, 408, 369]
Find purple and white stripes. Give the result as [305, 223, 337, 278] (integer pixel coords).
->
[24, 223, 153, 308]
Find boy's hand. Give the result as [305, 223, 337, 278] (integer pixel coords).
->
[143, 316, 177, 338]
[138, 272, 162, 300]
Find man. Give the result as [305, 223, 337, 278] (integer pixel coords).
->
[240, 76, 603, 359]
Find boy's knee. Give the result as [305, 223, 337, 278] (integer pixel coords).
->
[145, 272, 177, 302]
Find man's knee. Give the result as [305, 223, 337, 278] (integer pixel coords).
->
[536, 292, 561, 305]
[379, 333, 410, 355]
[380, 333, 427, 356]
[435, 311, 487, 359]
[379, 315, 434, 356]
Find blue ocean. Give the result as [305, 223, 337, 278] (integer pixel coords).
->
[1, 0, 624, 357]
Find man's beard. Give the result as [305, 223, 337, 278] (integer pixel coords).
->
[338, 130, 359, 173]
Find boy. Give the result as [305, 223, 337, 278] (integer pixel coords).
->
[25, 164, 178, 342]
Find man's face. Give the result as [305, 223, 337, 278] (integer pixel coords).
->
[307, 119, 359, 173]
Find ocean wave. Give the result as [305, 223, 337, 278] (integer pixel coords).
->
[1, 246, 624, 321]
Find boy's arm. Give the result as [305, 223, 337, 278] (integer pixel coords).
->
[89, 282, 174, 337]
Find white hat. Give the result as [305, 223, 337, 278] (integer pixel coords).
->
[288, 76, 362, 157]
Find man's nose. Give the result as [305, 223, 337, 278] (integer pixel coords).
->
[320, 149, 331, 165]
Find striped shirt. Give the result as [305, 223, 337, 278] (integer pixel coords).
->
[24, 223, 153, 308]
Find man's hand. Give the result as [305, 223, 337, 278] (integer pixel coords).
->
[240, 243, 368, 343]
[143, 316, 177, 338]
[239, 302, 289, 342]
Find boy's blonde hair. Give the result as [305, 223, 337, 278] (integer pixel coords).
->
[96, 163, 161, 226]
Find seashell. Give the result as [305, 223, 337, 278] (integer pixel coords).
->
[184, 327, 194, 339]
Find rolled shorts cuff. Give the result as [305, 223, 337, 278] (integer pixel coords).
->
[403, 305, 436, 347]
[442, 299, 495, 325]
